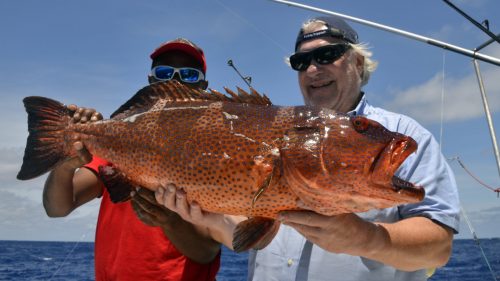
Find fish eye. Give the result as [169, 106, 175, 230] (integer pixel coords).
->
[352, 116, 369, 133]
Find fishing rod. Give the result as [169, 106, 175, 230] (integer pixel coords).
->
[268, 0, 500, 67]
[227, 59, 252, 88]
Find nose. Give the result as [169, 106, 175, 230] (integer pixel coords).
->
[304, 61, 321, 77]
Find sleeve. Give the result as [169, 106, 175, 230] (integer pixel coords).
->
[396, 119, 461, 233]
[83, 156, 112, 174]
[82, 156, 112, 198]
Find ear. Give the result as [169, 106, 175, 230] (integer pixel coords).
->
[355, 54, 365, 75]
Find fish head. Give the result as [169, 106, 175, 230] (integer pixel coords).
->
[281, 113, 424, 214]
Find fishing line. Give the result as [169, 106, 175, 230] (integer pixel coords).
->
[460, 205, 499, 281]
[48, 231, 90, 281]
[439, 50, 446, 150]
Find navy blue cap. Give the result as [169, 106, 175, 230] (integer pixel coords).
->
[295, 15, 358, 51]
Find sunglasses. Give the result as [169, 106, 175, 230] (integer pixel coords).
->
[289, 43, 351, 71]
[151, 65, 205, 83]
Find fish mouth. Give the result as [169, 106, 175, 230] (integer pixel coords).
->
[371, 135, 425, 202]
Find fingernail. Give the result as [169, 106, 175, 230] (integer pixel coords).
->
[168, 185, 175, 193]
[74, 142, 83, 150]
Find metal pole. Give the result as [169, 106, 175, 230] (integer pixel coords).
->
[268, 0, 500, 67]
[227, 59, 252, 88]
[442, 0, 500, 45]
[472, 59, 500, 178]
[476, 33, 500, 52]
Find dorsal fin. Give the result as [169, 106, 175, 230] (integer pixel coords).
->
[111, 80, 272, 119]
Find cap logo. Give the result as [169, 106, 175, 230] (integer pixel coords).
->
[302, 29, 329, 40]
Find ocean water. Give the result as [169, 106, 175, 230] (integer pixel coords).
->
[0, 239, 498, 281]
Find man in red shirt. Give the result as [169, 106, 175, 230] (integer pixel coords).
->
[42, 38, 221, 281]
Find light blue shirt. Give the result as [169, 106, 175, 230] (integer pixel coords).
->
[248, 95, 460, 281]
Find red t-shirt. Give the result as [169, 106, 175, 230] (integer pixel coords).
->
[85, 157, 220, 281]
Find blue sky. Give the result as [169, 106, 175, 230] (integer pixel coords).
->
[0, 0, 499, 242]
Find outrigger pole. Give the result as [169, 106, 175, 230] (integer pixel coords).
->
[441, 0, 500, 181]
[268, 0, 500, 67]
[269, 0, 500, 181]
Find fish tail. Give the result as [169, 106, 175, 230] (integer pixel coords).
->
[17, 96, 71, 180]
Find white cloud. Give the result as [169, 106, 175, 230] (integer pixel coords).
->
[384, 62, 500, 124]
[0, 190, 99, 242]
[0, 147, 99, 241]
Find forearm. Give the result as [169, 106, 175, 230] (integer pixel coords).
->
[43, 165, 78, 217]
[355, 217, 453, 271]
[160, 214, 221, 264]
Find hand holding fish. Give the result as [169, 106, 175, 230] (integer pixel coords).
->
[279, 211, 383, 256]
[155, 184, 208, 225]
[66, 104, 103, 124]
[156, 183, 246, 250]
[131, 188, 181, 227]
[57, 105, 103, 170]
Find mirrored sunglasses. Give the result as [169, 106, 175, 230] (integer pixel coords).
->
[289, 43, 351, 71]
[151, 65, 205, 83]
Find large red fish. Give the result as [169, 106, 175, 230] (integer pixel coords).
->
[17, 81, 424, 252]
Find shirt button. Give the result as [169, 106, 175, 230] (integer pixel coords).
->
[287, 258, 293, 267]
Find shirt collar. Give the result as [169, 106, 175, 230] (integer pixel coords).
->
[347, 92, 367, 116]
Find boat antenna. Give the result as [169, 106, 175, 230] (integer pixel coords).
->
[227, 59, 252, 88]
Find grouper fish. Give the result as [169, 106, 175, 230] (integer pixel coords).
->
[17, 80, 424, 252]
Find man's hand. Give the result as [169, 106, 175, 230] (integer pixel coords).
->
[133, 186, 223, 263]
[155, 184, 245, 250]
[279, 209, 453, 271]
[67, 104, 103, 124]
[155, 184, 225, 228]
[278, 211, 382, 256]
[131, 188, 180, 227]
[61, 105, 104, 169]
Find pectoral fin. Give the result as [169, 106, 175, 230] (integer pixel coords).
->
[233, 217, 280, 253]
[98, 165, 133, 203]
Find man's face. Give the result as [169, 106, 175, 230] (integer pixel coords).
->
[149, 50, 207, 90]
[297, 37, 364, 113]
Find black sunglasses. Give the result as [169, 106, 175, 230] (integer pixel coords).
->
[289, 43, 351, 71]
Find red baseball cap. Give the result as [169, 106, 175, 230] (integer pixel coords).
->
[150, 38, 207, 74]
